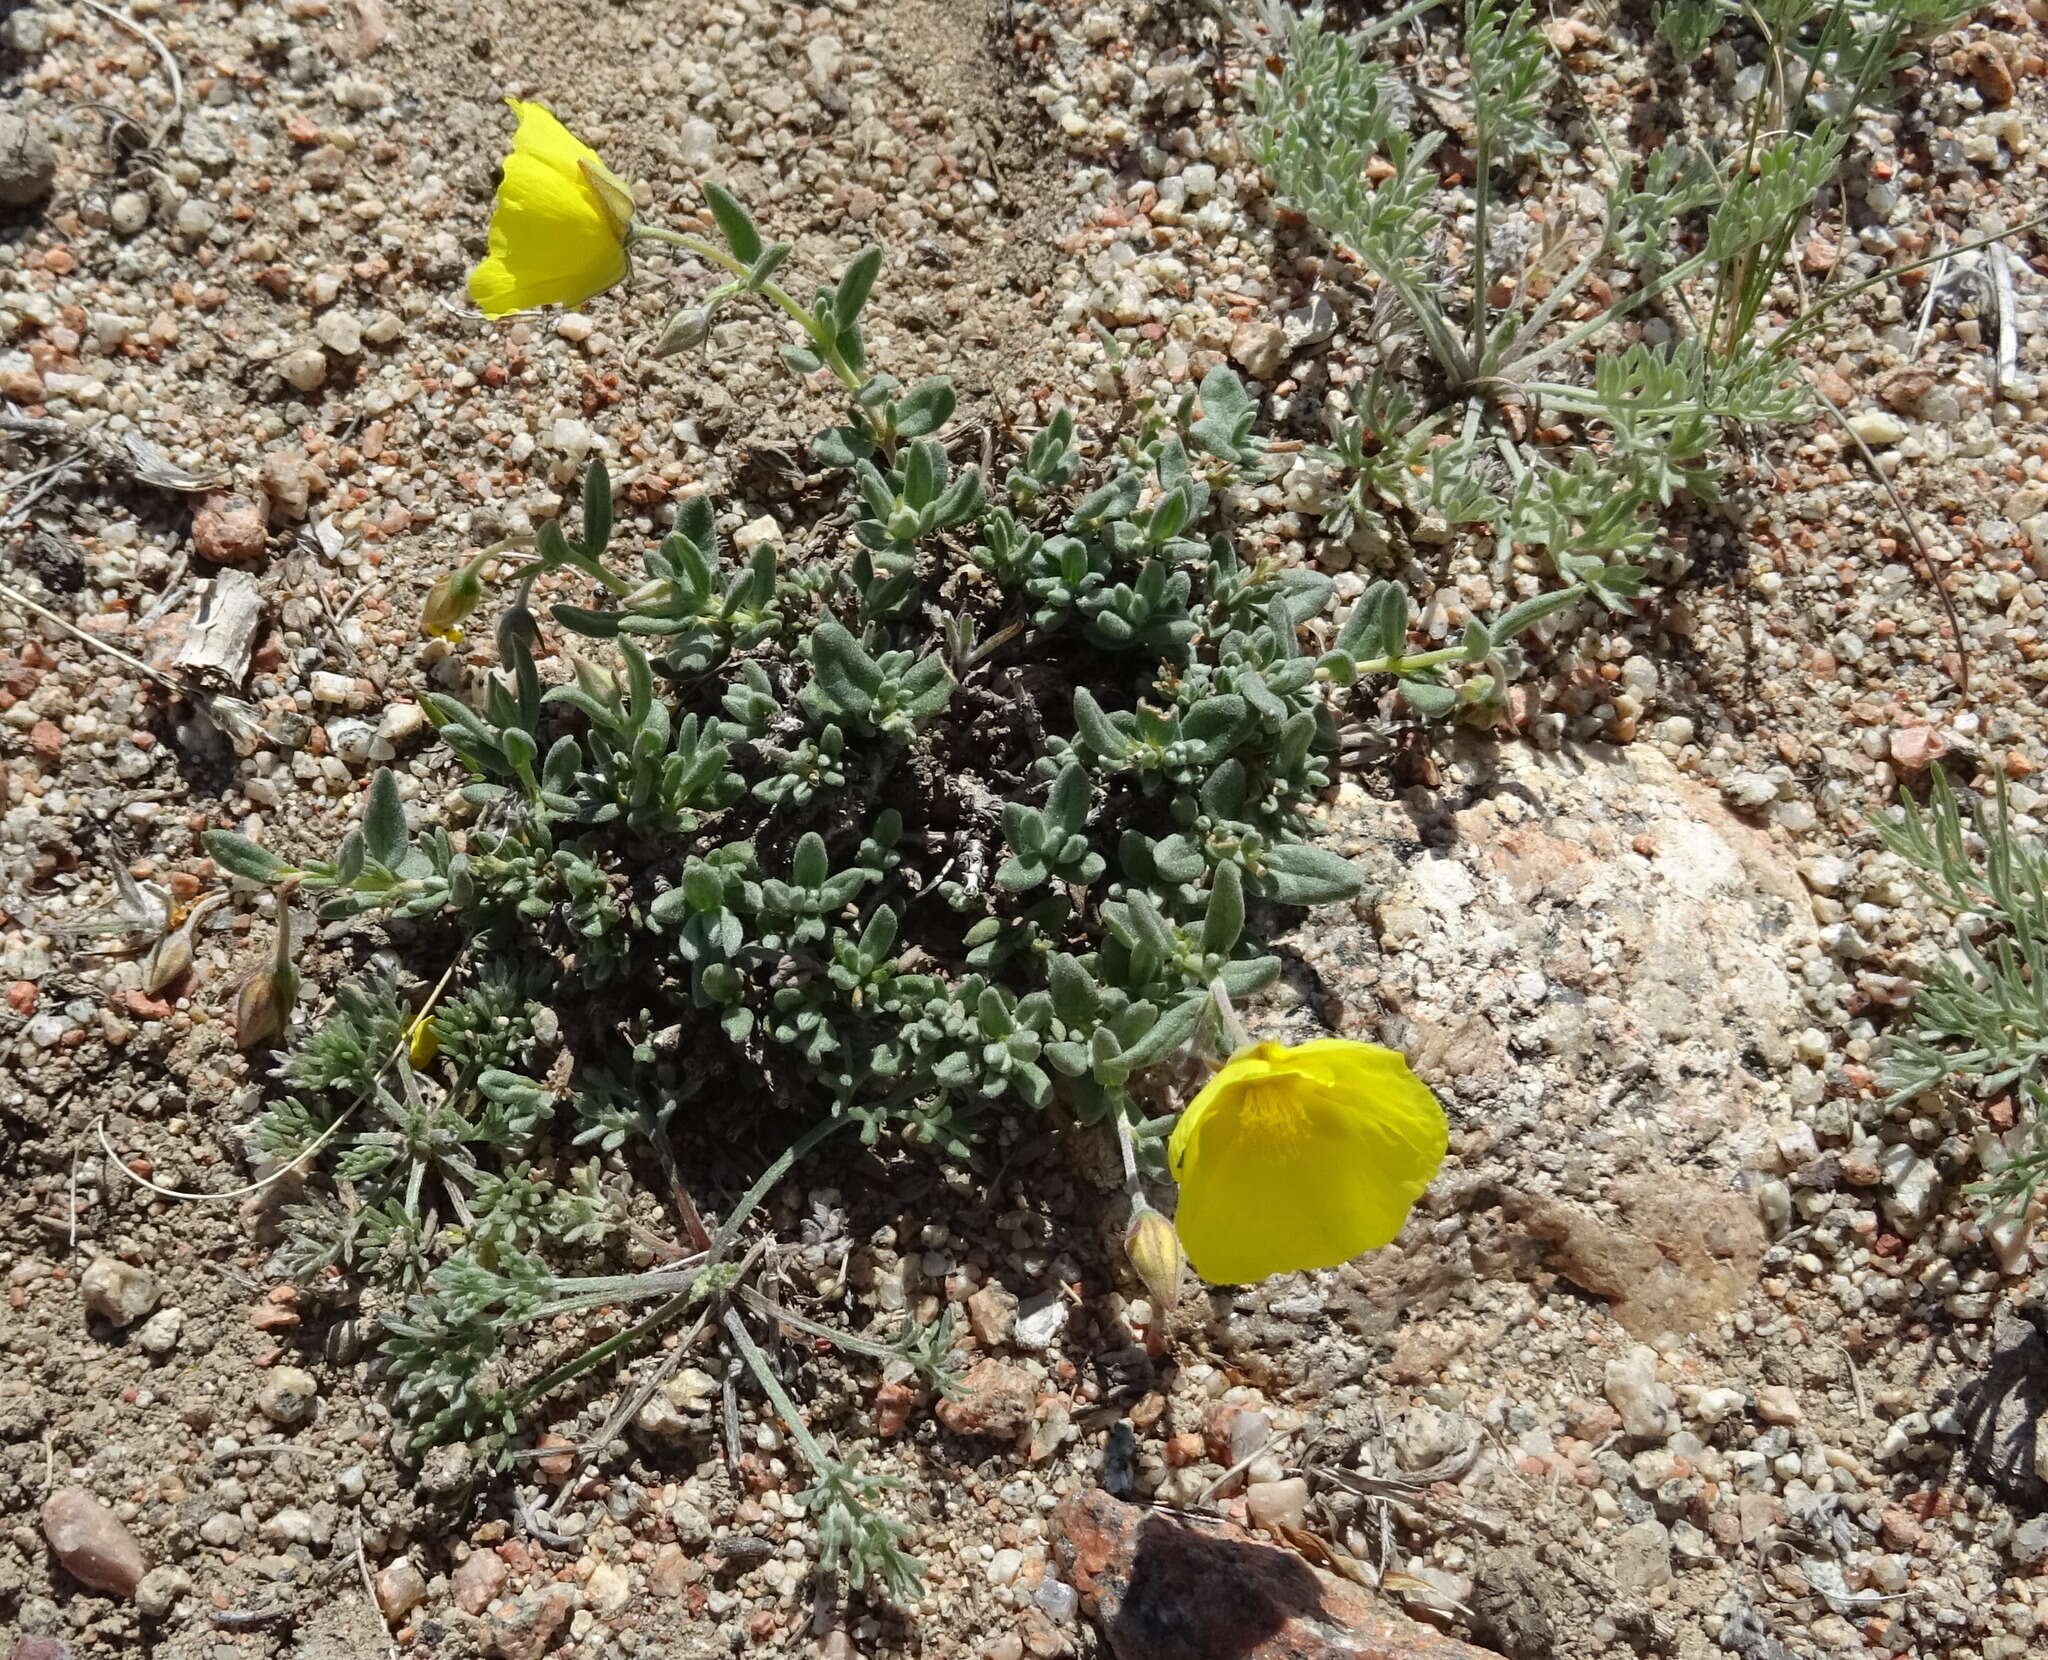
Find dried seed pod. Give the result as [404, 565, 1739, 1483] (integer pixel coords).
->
[141, 892, 224, 996]
[233, 896, 301, 1050]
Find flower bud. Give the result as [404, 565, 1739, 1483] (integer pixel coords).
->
[650, 307, 713, 358]
[422, 557, 487, 640]
[495, 600, 540, 664]
[1123, 1201, 1185, 1316]
[234, 964, 293, 1050]
[233, 899, 300, 1051]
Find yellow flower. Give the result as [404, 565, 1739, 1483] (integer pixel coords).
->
[469, 101, 635, 319]
[1167, 1038, 1447, 1284]
[406, 1013, 441, 1067]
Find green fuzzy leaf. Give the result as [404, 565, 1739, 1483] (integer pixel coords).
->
[553, 603, 622, 639]
[1200, 860, 1246, 957]
[579, 457, 612, 559]
[1116, 993, 1204, 1071]
[1046, 762, 1091, 834]
[995, 854, 1046, 894]
[361, 769, 408, 870]
[703, 180, 764, 265]
[835, 247, 883, 332]
[1046, 954, 1098, 1026]
[809, 620, 879, 716]
[204, 831, 290, 884]
[1151, 835, 1206, 884]
[1258, 843, 1365, 905]
[1045, 1042, 1091, 1078]
[1397, 676, 1458, 718]
[1490, 584, 1585, 644]
[1071, 688, 1131, 760]
[893, 377, 955, 439]
[747, 243, 792, 290]
[1217, 954, 1282, 996]
[1001, 802, 1042, 857]
[812, 425, 874, 470]
[793, 833, 829, 890]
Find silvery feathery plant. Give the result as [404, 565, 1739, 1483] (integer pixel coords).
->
[1877, 770, 2048, 1225]
[200, 176, 1511, 1597]
[1238, 0, 1971, 715]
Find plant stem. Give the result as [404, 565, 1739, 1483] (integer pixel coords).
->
[1469, 120, 1491, 369]
[1206, 979, 1253, 1052]
[722, 1305, 831, 1473]
[709, 1115, 853, 1260]
[737, 1286, 909, 1372]
[1771, 210, 2048, 358]
[509, 1288, 696, 1415]
[628, 223, 865, 399]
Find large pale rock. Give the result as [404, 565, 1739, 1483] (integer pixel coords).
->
[1262, 739, 1811, 1343]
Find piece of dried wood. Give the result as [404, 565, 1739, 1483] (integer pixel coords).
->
[173, 570, 264, 686]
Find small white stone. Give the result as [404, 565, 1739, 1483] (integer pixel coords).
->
[554, 314, 595, 344]
[1847, 410, 1909, 446]
[256, 1366, 319, 1426]
[309, 670, 357, 706]
[278, 348, 328, 393]
[734, 514, 782, 553]
[1244, 1477, 1309, 1532]
[1013, 1292, 1069, 1351]
[550, 417, 594, 459]
[314, 311, 362, 356]
[136, 1307, 185, 1356]
[173, 198, 217, 239]
[134, 1565, 192, 1617]
[377, 702, 428, 745]
[325, 718, 376, 765]
[987, 1548, 1024, 1586]
[374, 1558, 428, 1620]
[81, 1257, 158, 1328]
[585, 1560, 632, 1614]
[1604, 1344, 1676, 1440]
[1685, 1387, 1747, 1427]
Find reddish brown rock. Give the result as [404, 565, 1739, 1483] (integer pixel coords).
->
[191, 493, 269, 565]
[875, 1376, 920, 1438]
[1512, 1173, 1766, 1341]
[1958, 39, 2016, 105]
[480, 1584, 576, 1660]
[1054, 1489, 1500, 1660]
[935, 1358, 1037, 1441]
[40, 1487, 148, 1599]
[1888, 724, 1949, 773]
[452, 1549, 510, 1615]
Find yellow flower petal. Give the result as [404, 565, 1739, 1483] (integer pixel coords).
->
[506, 99, 605, 182]
[1167, 1038, 1447, 1284]
[407, 1014, 441, 1067]
[469, 102, 632, 318]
